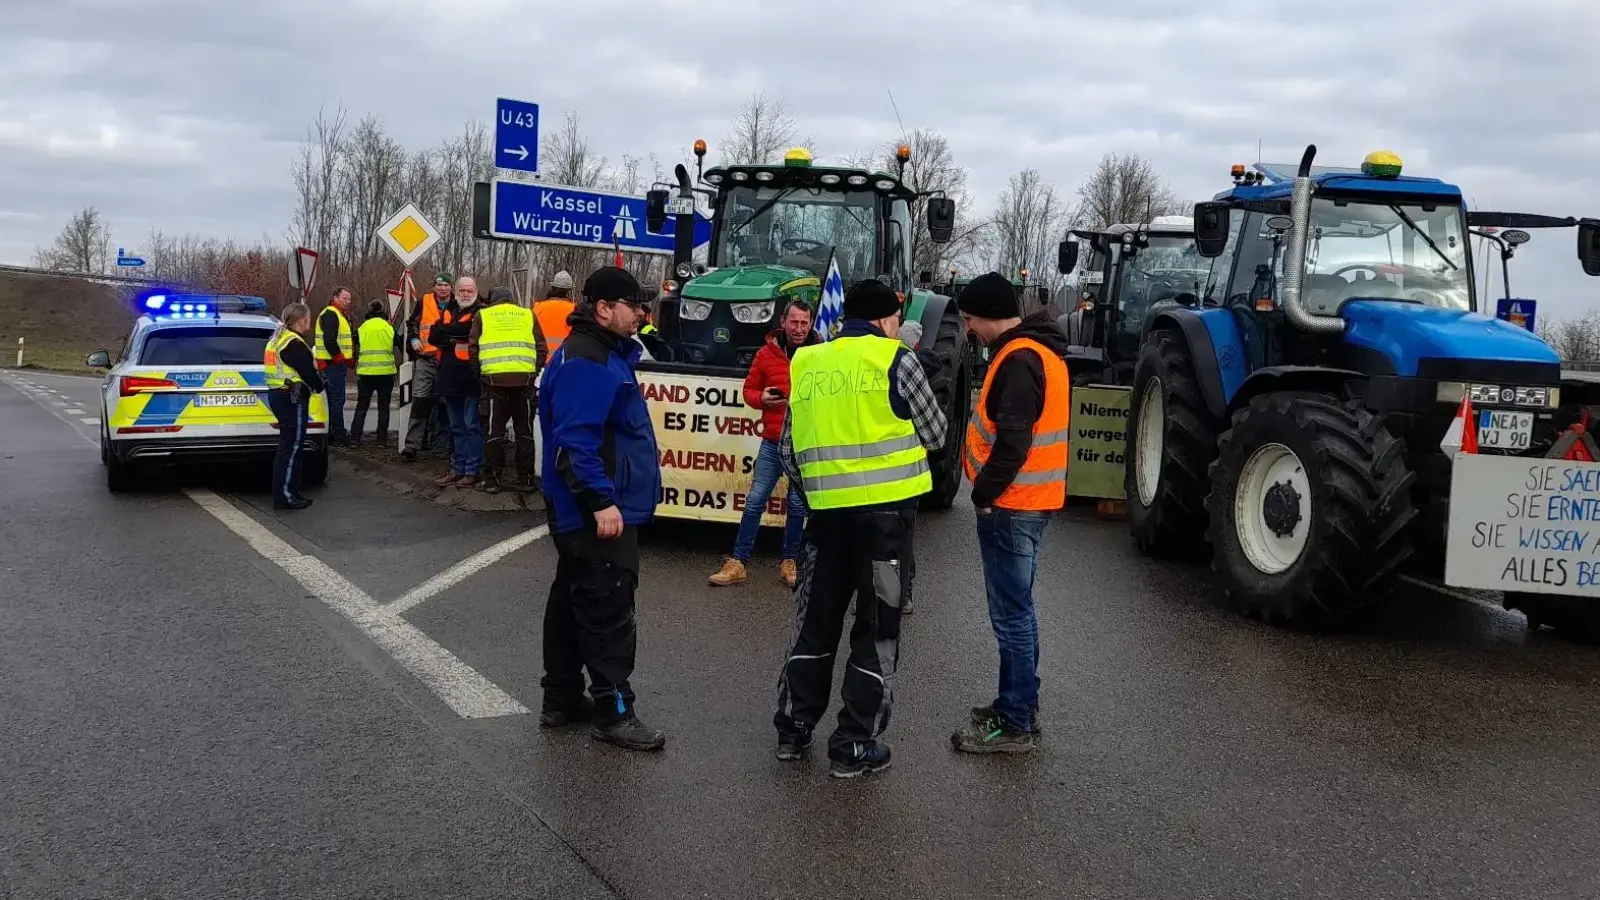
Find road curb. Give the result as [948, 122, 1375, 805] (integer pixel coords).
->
[332, 449, 543, 513]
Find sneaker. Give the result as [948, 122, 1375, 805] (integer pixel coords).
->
[539, 697, 594, 727]
[775, 729, 813, 761]
[969, 703, 1042, 735]
[400, 450, 417, 461]
[708, 558, 748, 586]
[475, 475, 502, 494]
[952, 714, 1037, 754]
[779, 559, 798, 588]
[592, 714, 666, 752]
[517, 477, 541, 494]
[828, 743, 892, 779]
[434, 473, 462, 487]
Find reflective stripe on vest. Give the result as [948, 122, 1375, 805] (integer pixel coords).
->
[314, 305, 354, 361]
[417, 298, 445, 361]
[962, 336, 1071, 510]
[264, 328, 309, 389]
[356, 318, 398, 375]
[789, 334, 931, 510]
[477, 303, 539, 375]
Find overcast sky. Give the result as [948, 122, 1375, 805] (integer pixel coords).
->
[2, 0, 1597, 320]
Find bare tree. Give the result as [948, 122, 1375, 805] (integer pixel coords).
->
[879, 128, 987, 279]
[1537, 311, 1600, 361]
[338, 114, 409, 270]
[32, 207, 114, 273]
[1074, 151, 1185, 229]
[988, 169, 1071, 292]
[289, 106, 347, 257]
[720, 93, 806, 166]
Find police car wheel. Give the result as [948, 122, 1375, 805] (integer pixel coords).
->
[302, 449, 329, 486]
[106, 450, 137, 493]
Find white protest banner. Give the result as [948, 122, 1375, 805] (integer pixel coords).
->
[638, 370, 788, 527]
[1445, 452, 1600, 595]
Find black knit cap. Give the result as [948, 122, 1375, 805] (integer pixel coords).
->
[841, 279, 902, 321]
[486, 285, 516, 303]
[583, 266, 641, 303]
[956, 272, 1021, 320]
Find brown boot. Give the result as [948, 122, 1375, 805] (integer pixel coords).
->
[708, 558, 747, 586]
[434, 473, 462, 487]
[455, 475, 478, 489]
[779, 559, 798, 588]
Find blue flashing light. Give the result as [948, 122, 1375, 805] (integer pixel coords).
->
[144, 294, 167, 310]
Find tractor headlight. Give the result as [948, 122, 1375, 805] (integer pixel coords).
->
[731, 301, 775, 324]
[680, 299, 713, 321]
[675, 262, 694, 280]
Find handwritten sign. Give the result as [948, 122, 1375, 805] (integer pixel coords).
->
[1068, 385, 1130, 500]
[638, 370, 788, 526]
[1444, 452, 1600, 595]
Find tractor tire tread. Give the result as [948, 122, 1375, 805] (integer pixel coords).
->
[1126, 329, 1218, 560]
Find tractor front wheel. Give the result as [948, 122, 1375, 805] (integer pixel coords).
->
[1206, 391, 1417, 629]
[1125, 328, 1217, 559]
[920, 308, 973, 511]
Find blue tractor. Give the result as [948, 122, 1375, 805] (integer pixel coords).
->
[1075, 145, 1600, 630]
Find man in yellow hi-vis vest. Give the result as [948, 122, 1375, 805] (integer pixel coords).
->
[352, 299, 399, 445]
[771, 279, 947, 779]
[469, 285, 547, 494]
[314, 286, 356, 446]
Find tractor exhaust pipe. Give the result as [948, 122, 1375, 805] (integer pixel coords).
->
[1281, 144, 1346, 335]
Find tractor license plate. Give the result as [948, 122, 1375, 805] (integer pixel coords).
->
[1477, 409, 1533, 450]
[193, 393, 260, 408]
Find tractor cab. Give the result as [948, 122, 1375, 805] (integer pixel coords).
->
[1055, 215, 1210, 384]
[647, 145, 955, 369]
[928, 271, 1049, 380]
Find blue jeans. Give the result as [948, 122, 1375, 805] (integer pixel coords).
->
[442, 395, 483, 476]
[732, 439, 807, 561]
[324, 362, 348, 441]
[975, 508, 1049, 731]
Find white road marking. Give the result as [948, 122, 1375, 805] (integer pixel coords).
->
[183, 488, 530, 719]
[80, 417, 100, 425]
[1, 375, 99, 445]
[64, 408, 85, 415]
[1400, 575, 1507, 614]
[50, 400, 66, 407]
[387, 524, 550, 614]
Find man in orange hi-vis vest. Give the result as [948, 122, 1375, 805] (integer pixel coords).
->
[949, 272, 1071, 756]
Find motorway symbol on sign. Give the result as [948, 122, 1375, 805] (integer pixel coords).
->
[495, 98, 540, 174]
[488, 179, 711, 256]
[1496, 297, 1536, 332]
[377, 202, 442, 268]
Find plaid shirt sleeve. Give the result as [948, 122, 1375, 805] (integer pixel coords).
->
[896, 350, 947, 453]
[778, 407, 802, 487]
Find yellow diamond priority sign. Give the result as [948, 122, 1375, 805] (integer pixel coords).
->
[377, 202, 441, 268]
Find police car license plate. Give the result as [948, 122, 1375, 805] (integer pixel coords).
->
[1478, 409, 1533, 450]
[193, 393, 259, 408]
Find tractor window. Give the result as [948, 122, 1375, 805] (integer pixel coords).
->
[1302, 198, 1473, 314]
[887, 198, 913, 292]
[1229, 212, 1286, 310]
[715, 185, 880, 284]
[1110, 235, 1215, 359]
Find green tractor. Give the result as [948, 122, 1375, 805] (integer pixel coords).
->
[926, 270, 1053, 382]
[645, 142, 974, 509]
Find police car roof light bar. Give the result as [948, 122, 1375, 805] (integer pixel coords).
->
[141, 293, 268, 318]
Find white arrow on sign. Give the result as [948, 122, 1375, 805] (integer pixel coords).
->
[503, 146, 529, 161]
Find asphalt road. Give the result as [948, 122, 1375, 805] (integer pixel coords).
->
[5, 368, 1600, 900]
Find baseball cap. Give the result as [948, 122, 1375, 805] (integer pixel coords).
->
[583, 267, 642, 303]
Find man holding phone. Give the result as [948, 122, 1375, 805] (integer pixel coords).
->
[709, 299, 819, 589]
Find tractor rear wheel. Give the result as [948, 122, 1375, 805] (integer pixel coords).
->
[1125, 328, 1217, 559]
[1206, 391, 1417, 629]
[921, 304, 973, 511]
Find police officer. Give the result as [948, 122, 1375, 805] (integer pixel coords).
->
[264, 302, 325, 511]
[772, 280, 948, 778]
[352, 299, 399, 445]
[470, 285, 546, 494]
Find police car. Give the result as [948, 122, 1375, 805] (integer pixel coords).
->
[86, 293, 330, 492]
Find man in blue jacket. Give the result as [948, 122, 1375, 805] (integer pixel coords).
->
[537, 266, 665, 752]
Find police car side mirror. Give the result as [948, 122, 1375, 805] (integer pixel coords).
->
[86, 350, 111, 368]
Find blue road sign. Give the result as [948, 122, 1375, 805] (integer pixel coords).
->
[1496, 297, 1536, 332]
[489, 179, 712, 256]
[116, 248, 145, 267]
[494, 98, 539, 173]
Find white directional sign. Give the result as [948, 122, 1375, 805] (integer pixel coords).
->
[376, 202, 441, 268]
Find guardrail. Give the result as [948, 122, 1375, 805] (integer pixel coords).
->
[0, 261, 173, 287]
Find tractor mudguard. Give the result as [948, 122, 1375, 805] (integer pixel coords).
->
[1230, 365, 1367, 412]
[1145, 308, 1246, 419]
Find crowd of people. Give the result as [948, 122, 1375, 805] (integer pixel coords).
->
[262, 265, 1072, 778]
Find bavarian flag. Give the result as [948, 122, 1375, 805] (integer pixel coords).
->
[814, 250, 845, 341]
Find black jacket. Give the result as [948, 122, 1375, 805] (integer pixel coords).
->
[970, 312, 1071, 510]
[278, 332, 325, 393]
[426, 301, 479, 398]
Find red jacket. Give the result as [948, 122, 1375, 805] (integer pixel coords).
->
[743, 328, 820, 441]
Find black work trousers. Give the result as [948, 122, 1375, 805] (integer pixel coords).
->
[351, 374, 394, 444]
[774, 504, 915, 759]
[266, 388, 309, 505]
[541, 527, 641, 724]
[481, 383, 536, 484]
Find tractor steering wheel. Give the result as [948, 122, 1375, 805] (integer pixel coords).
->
[1330, 263, 1381, 281]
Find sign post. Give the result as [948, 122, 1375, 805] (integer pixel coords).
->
[494, 98, 540, 175]
[375, 203, 441, 453]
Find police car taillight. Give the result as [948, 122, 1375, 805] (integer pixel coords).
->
[120, 375, 178, 396]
